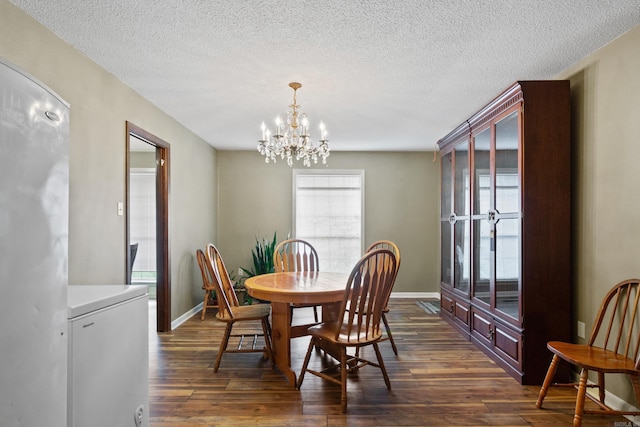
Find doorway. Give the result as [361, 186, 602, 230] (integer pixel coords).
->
[126, 121, 171, 332]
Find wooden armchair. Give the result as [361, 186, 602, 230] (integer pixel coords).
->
[297, 248, 398, 412]
[536, 278, 640, 426]
[365, 240, 401, 355]
[274, 239, 320, 323]
[197, 244, 274, 372]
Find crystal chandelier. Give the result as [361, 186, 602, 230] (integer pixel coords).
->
[258, 82, 330, 167]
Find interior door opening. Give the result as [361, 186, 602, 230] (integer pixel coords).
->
[126, 122, 171, 332]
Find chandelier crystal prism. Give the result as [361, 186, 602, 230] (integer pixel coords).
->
[258, 82, 330, 167]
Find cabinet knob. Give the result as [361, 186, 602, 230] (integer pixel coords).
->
[487, 328, 495, 341]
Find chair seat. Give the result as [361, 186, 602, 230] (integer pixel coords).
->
[308, 321, 382, 345]
[548, 341, 638, 374]
[216, 303, 271, 322]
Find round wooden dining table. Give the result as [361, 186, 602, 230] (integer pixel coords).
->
[244, 271, 348, 386]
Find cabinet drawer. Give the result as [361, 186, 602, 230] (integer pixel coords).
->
[441, 293, 470, 325]
[471, 309, 492, 345]
[440, 293, 455, 318]
[454, 299, 469, 325]
[471, 308, 523, 369]
[494, 322, 522, 370]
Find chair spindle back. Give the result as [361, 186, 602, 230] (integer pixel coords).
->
[196, 249, 215, 292]
[366, 240, 401, 271]
[588, 279, 640, 369]
[336, 248, 397, 343]
[206, 243, 240, 319]
[274, 239, 319, 273]
[366, 240, 401, 294]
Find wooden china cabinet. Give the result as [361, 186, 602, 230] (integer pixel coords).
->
[437, 81, 571, 385]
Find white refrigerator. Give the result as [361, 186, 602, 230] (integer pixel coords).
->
[1, 58, 150, 427]
[0, 58, 69, 427]
[67, 285, 149, 427]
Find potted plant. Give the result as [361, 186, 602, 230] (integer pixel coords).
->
[228, 271, 249, 305]
[238, 232, 277, 304]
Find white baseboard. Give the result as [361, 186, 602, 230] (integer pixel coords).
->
[587, 388, 640, 424]
[171, 302, 203, 330]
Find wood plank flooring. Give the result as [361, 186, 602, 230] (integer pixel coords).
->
[149, 299, 631, 426]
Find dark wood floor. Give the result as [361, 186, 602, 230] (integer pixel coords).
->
[149, 299, 630, 426]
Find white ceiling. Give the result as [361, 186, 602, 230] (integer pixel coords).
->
[10, 0, 640, 152]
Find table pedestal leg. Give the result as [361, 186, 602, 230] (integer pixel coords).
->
[270, 301, 296, 386]
[319, 302, 343, 358]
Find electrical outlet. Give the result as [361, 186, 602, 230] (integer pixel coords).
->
[577, 321, 586, 339]
[238, 268, 243, 277]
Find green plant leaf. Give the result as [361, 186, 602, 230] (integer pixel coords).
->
[241, 231, 277, 277]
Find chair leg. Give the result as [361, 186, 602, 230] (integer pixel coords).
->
[313, 306, 319, 323]
[297, 337, 316, 389]
[382, 312, 398, 355]
[201, 290, 210, 320]
[261, 318, 274, 368]
[373, 342, 391, 389]
[597, 371, 605, 403]
[214, 323, 233, 373]
[536, 354, 560, 408]
[340, 347, 348, 413]
[573, 368, 589, 427]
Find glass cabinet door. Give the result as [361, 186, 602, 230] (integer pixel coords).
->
[453, 142, 470, 294]
[471, 108, 521, 322]
[440, 139, 471, 295]
[472, 127, 491, 305]
[494, 111, 520, 320]
[440, 152, 452, 286]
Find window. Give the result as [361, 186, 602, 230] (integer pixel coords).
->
[293, 170, 364, 273]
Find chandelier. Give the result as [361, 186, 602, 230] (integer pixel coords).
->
[258, 82, 330, 167]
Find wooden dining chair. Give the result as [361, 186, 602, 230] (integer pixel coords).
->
[297, 248, 398, 412]
[198, 244, 274, 372]
[274, 239, 320, 323]
[535, 278, 640, 427]
[365, 240, 401, 355]
[196, 248, 218, 320]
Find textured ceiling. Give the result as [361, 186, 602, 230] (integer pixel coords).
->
[9, 0, 640, 152]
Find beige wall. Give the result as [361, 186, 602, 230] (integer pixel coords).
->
[556, 25, 640, 401]
[217, 151, 440, 294]
[0, 0, 218, 319]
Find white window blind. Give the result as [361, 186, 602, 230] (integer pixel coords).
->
[293, 170, 364, 273]
[129, 168, 156, 282]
